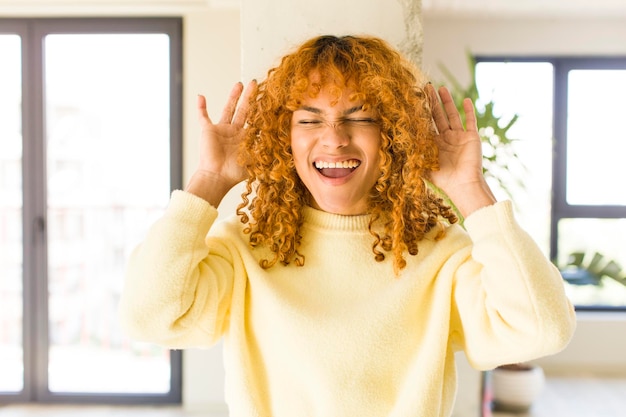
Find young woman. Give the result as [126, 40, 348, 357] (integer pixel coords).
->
[119, 35, 575, 417]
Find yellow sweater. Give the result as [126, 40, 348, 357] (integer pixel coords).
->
[119, 190, 576, 417]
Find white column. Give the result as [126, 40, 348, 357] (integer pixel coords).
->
[240, 0, 424, 81]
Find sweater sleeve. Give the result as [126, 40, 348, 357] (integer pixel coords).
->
[450, 200, 576, 370]
[118, 190, 236, 348]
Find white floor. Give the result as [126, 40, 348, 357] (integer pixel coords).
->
[491, 374, 626, 417]
[1, 375, 626, 417]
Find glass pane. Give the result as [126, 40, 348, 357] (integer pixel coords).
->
[557, 218, 626, 307]
[0, 34, 24, 393]
[44, 34, 172, 393]
[475, 62, 554, 254]
[567, 70, 626, 205]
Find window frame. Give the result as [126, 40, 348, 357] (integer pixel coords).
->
[475, 55, 626, 312]
[0, 16, 183, 404]
[552, 57, 626, 312]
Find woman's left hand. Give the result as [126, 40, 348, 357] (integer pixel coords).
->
[425, 84, 496, 218]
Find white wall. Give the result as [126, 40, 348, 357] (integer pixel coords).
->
[422, 15, 626, 86]
[180, 9, 240, 414]
[239, 0, 409, 81]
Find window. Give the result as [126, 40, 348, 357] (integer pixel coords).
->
[474, 57, 626, 310]
[0, 17, 182, 403]
[0, 30, 23, 395]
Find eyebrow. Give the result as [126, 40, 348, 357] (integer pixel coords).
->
[297, 104, 365, 116]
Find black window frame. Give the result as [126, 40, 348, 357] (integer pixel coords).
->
[0, 16, 183, 404]
[475, 55, 626, 312]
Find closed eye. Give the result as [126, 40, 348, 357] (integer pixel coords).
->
[295, 118, 379, 128]
[343, 118, 378, 125]
[340, 118, 380, 128]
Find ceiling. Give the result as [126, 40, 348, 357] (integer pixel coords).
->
[2, 0, 624, 18]
[211, 0, 626, 18]
[421, 0, 626, 18]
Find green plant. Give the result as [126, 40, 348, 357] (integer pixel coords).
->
[437, 52, 525, 200]
[560, 251, 626, 287]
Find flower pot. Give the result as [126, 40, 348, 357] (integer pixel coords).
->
[491, 363, 545, 412]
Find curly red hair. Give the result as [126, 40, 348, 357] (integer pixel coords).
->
[237, 35, 458, 274]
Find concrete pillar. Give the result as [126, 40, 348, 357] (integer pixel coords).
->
[240, 0, 423, 81]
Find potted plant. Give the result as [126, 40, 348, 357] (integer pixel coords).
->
[489, 362, 546, 412]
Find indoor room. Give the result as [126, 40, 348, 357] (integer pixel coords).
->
[1, 0, 625, 416]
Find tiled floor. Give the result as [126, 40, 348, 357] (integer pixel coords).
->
[1, 375, 626, 417]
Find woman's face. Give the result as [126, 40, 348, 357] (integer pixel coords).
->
[290, 77, 382, 215]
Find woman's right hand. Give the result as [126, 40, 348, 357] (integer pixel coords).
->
[186, 80, 257, 206]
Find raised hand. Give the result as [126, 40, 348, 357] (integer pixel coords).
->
[186, 80, 258, 206]
[426, 84, 496, 218]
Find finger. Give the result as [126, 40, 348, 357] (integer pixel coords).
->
[197, 94, 212, 126]
[425, 83, 450, 134]
[219, 82, 245, 124]
[462, 98, 478, 132]
[438, 86, 464, 131]
[232, 79, 257, 127]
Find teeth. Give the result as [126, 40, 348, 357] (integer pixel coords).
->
[314, 160, 360, 169]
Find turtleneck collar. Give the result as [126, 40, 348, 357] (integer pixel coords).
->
[302, 206, 373, 232]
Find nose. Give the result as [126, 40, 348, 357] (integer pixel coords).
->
[320, 122, 350, 149]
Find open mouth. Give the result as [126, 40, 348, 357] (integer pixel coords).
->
[314, 159, 361, 178]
